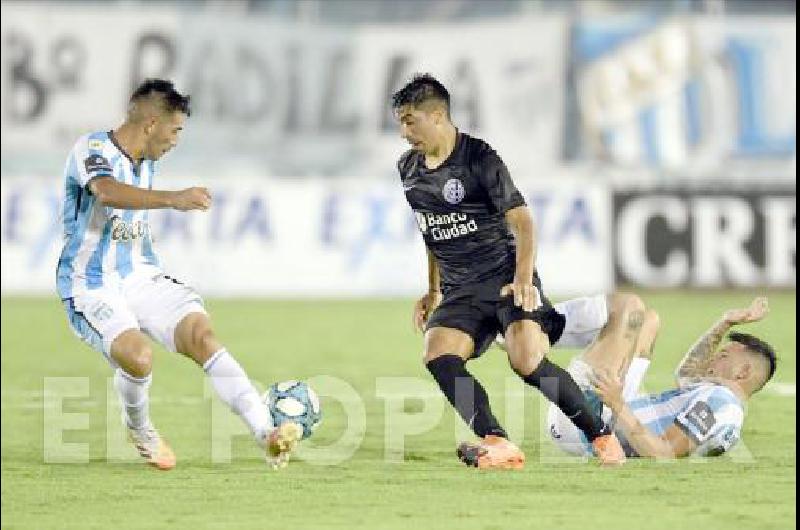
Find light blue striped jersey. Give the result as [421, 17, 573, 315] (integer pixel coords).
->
[620, 382, 745, 457]
[56, 131, 161, 298]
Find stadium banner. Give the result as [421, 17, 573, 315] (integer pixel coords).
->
[0, 5, 567, 177]
[573, 16, 796, 170]
[613, 184, 796, 288]
[0, 177, 611, 298]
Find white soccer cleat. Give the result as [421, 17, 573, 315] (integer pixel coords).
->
[263, 422, 303, 470]
[127, 423, 176, 470]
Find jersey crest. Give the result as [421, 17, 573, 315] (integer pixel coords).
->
[442, 178, 466, 204]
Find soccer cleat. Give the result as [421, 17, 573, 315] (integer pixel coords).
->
[128, 424, 176, 470]
[591, 433, 626, 466]
[457, 435, 525, 470]
[264, 422, 303, 470]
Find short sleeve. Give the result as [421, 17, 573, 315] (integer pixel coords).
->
[72, 136, 114, 188]
[475, 146, 526, 214]
[674, 386, 744, 457]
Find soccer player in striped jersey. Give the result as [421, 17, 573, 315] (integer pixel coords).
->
[57, 79, 300, 470]
[548, 297, 775, 458]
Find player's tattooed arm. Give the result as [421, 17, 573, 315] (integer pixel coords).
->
[675, 320, 731, 382]
[675, 297, 769, 382]
[89, 176, 211, 211]
[501, 206, 538, 312]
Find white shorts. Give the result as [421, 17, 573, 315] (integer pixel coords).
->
[493, 294, 608, 351]
[552, 294, 608, 349]
[63, 271, 206, 363]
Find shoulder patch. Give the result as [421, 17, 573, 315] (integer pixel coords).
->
[84, 154, 112, 175]
[684, 401, 716, 436]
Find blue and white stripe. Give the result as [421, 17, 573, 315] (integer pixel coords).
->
[57, 132, 161, 299]
[619, 382, 744, 457]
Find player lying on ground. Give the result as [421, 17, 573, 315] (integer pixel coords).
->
[57, 79, 300, 470]
[393, 73, 626, 468]
[547, 297, 776, 458]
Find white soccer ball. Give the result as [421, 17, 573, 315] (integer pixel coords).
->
[263, 380, 321, 440]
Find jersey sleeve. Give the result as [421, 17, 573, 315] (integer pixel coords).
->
[396, 149, 416, 180]
[475, 146, 526, 214]
[674, 386, 744, 457]
[72, 136, 114, 188]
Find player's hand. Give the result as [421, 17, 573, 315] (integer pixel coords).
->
[413, 291, 442, 333]
[722, 297, 769, 326]
[500, 281, 540, 313]
[592, 369, 625, 412]
[172, 187, 212, 211]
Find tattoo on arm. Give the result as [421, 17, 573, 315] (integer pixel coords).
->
[676, 319, 730, 379]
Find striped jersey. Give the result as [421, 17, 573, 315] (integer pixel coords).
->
[57, 131, 161, 299]
[619, 381, 745, 457]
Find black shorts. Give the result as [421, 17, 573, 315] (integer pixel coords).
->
[425, 275, 566, 359]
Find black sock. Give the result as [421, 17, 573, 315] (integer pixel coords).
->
[522, 358, 609, 441]
[426, 355, 507, 439]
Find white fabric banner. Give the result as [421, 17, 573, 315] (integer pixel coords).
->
[0, 5, 567, 177]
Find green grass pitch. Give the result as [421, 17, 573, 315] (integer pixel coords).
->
[1, 291, 795, 529]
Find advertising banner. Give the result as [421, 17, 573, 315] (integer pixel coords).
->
[1, 177, 612, 298]
[614, 184, 796, 287]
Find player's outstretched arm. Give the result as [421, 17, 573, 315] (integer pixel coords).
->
[593, 370, 694, 458]
[89, 176, 211, 211]
[674, 297, 769, 383]
[501, 205, 538, 312]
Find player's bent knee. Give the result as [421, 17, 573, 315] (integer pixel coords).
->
[175, 313, 221, 362]
[507, 351, 544, 376]
[610, 292, 646, 316]
[111, 330, 153, 377]
[193, 326, 220, 356]
[117, 345, 153, 378]
[504, 322, 548, 375]
[423, 328, 473, 363]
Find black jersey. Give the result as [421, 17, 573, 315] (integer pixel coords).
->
[398, 132, 527, 289]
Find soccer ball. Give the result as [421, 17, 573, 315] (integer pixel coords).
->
[264, 380, 321, 440]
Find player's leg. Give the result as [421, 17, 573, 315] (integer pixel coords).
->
[581, 293, 649, 377]
[172, 311, 277, 442]
[622, 307, 660, 400]
[499, 298, 625, 465]
[423, 294, 524, 469]
[423, 326, 507, 441]
[109, 328, 178, 470]
[63, 294, 175, 469]
[129, 273, 299, 466]
[546, 300, 658, 458]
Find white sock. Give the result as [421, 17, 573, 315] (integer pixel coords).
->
[623, 357, 650, 401]
[114, 368, 152, 430]
[203, 348, 273, 441]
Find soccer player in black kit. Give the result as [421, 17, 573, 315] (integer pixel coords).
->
[393, 74, 625, 468]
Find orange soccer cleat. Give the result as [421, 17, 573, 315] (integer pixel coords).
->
[128, 424, 177, 471]
[591, 433, 626, 466]
[457, 435, 526, 470]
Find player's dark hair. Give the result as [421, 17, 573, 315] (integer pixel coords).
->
[391, 73, 450, 117]
[729, 331, 777, 389]
[131, 78, 191, 117]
